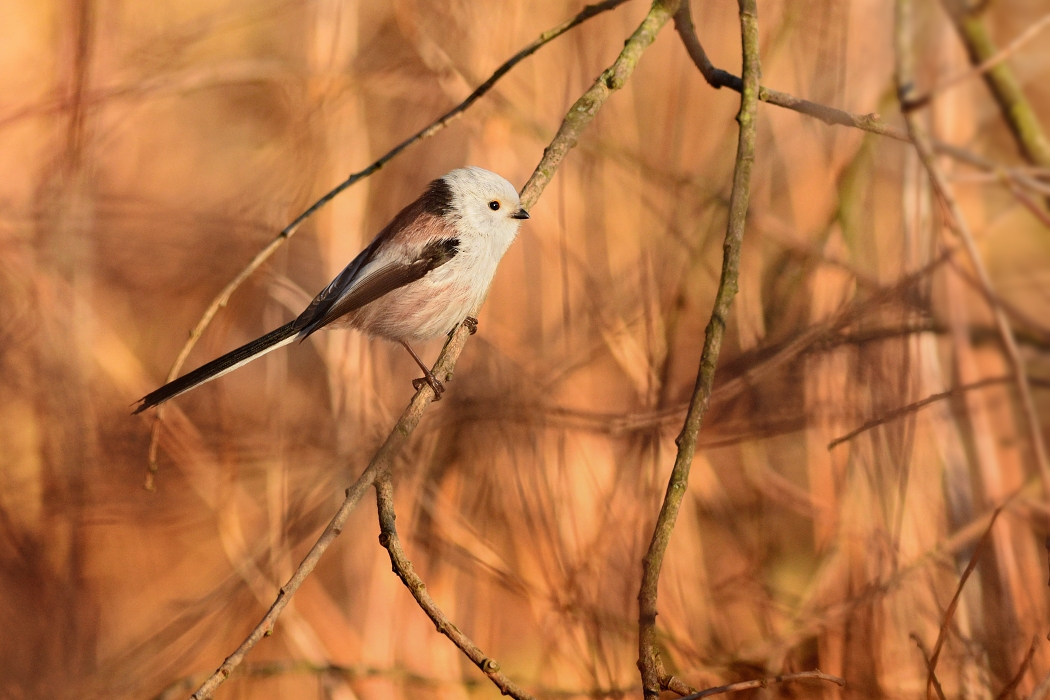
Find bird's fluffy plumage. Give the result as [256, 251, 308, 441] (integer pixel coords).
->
[329, 167, 524, 341]
[134, 166, 526, 413]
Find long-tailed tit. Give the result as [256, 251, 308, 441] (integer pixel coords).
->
[134, 166, 529, 413]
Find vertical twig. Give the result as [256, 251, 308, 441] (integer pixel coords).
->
[637, 0, 760, 696]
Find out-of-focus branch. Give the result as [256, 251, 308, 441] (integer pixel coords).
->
[143, 0, 634, 489]
[673, 1, 907, 141]
[1028, 664, 1050, 700]
[375, 475, 535, 700]
[918, 504, 1001, 700]
[828, 376, 1015, 450]
[666, 670, 845, 700]
[674, 0, 1050, 213]
[910, 634, 948, 700]
[1004, 176, 1050, 228]
[905, 11, 1050, 112]
[896, 0, 1050, 506]
[946, 256, 1050, 342]
[637, 0, 759, 697]
[925, 135, 1050, 220]
[934, 140, 1050, 205]
[186, 2, 677, 696]
[939, 1, 1050, 169]
[997, 637, 1039, 700]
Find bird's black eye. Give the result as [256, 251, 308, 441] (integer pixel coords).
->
[488, 200, 500, 211]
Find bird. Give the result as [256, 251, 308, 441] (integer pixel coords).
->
[133, 166, 529, 414]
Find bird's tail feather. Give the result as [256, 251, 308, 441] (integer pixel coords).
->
[133, 322, 299, 414]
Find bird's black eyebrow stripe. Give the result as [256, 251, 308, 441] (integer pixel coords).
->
[420, 178, 454, 216]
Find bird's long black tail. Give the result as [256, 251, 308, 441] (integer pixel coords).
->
[133, 321, 300, 414]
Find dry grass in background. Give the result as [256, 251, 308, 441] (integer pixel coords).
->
[0, 0, 1049, 698]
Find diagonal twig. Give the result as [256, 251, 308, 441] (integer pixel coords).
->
[673, 670, 845, 700]
[673, 0, 906, 141]
[922, 505, 1002, 700]
[143, 0, 635, 489]
[637, 0, 759, 697]
[996, 637, 1039, 700]
[1004, 176, 1050, 229]
[904, 11, 1050, 112]
[911, 633, 948, 700]
[828, 376, 1015, 450]
[940, 1, 1050, 169]
[375, 474, 535, 700]
[934, 140, 1050, 204]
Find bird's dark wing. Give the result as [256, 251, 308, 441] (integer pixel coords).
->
[292, 241, 378, 332]
[295, 237, 459, 340]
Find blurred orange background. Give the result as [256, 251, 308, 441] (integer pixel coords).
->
[1, 0, 1049, 698]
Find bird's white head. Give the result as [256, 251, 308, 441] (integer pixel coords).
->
[440, 167, 529, 255]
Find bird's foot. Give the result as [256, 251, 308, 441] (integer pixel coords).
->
[463, 316, 479, 335]
[412, 371, 445, 400]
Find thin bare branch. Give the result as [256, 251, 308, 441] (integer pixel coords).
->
[940, 1, 1050, 168]
[375, 474, 535, 700]
[996, 637, 1039, 700]
[143, 0, 634, 489]
[905, 12, 1050, 111]
[673, 0, 907, 141]
[637, 0, 759, 696]
[519, 1, 677, 207]
[934, 140, 1050, 201]
[828, 376, 1014, 450]
[674, 671, 845, 700]
[946, 257, 1050, 343]
[1005, 176, 1050, 228]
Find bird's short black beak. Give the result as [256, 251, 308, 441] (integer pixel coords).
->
[511, 208, 530, 220]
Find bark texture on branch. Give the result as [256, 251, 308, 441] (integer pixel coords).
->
[637, 0, 760, 697]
